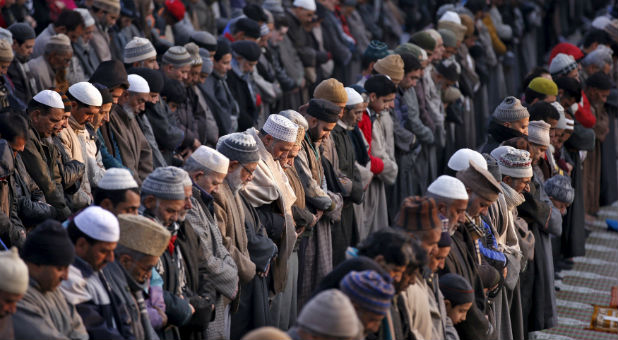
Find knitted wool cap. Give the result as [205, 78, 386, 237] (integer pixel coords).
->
[438, 28, 457, 47]
[496, 147, 533, 179]
[263, 114, 298, 143]
[279, 109, 308, 146]
[190, 31, 217, 51]
[396, 196, 442, 231]
[314, 78, 348, 105]
[124, 37, 156, 64]
[456, 160, 502, 202]
[74, 8, 95, 27]
[184, 42, 203, 65]
[394, 43, 427, 62]
[527, 120, 551, 147]
[164, 0, 186, 21]
[292, 0, 316, 11]
[448, 148, 488, 172]
[582, 45, 613, 68]
[242, 327, 291, 340]
[93, 0, 121, 14]
[409, 31, 436, 51]
[21, 220, 75, 266]
[117, 214, 171, 256]
[549, 53, 577, 78]
[427, 175, 468, 201]
[0, 247, 28, 295]
[438, 21, 466, 43]
[214, 37, 231, 61]
[528, 77, 558, 96]
[483, 153, 501, 182]
[97, 168, 138, 190]
[217, 132, 260, 164]
[0, 39, 13, 63]
[296, 289, 363, 338]
[8, 23, 35, 43]
[306, 98, 341, 123]
[544, 175, 575, 204]
[189, 145, 229, 174]
[339, 270, 395, 316]
[492, 96, 529, 123]
[141, 166, 187, 200]
[0, 27, 12, 44]
[45, 33, 72, 54]
[440, 273, 474, 306]
[162, 46, 193, 67]
[363, 40, 389, 61]
[549, 43, 584, 64]
[373, 54, 405, 84]
[74, 206, 120, 243]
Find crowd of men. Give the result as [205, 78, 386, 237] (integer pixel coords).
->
[0, 0, 617, 339]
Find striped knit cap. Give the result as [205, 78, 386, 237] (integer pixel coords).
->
[492, 96, 529, 123]
[124, 37, 156, 64]
[440, 273, 474, 306]
[339, 270, 395, 316]
[216, 132, 260, 164]
[141, 166, 187, 200]
[162, 46, 193, 67]
[396, 196, 442, 231]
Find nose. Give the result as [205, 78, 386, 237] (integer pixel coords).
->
[524, 184, 531, 193]
[107, 251, 114, 263]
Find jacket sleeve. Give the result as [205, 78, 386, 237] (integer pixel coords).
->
[20, 139, 70, 220]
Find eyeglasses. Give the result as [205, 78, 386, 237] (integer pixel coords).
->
[240, 163, 255, 177]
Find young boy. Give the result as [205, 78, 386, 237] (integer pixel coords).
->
[439, 273, 475, 340]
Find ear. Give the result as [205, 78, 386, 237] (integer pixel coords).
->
[503, 121, 511, 128]
[502, 175, 512, 185]
[118, 254, 132, 268]
[228, 161, 240, 174]
[74, 237, 89, 253]
[99, 198, 114, 212]
[373, 254, 385, 266]
[444, 300, 452, 309]
[192, 170, 204, 182]
[264, 134, 274, 146]
[143, 195, 156, 210]
[369, 92, 377, 103]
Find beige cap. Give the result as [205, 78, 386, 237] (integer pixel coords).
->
[117, 214, 171, 257]
[0, 247, 28, 295]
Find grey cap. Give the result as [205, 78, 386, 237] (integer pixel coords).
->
[492, 96, 530, 123]
[296, 289, 364, 338]
[141, 166, 187, 200]
[199, 48, 213, 74]
[216, 132, 260, 164]
[162, 46, 193, 67]
[544, 175, 574, 204]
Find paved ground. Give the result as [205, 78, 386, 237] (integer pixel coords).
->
[534, 204, 618, 340]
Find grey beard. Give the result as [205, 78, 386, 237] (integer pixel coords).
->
[227, 169, 245, 194]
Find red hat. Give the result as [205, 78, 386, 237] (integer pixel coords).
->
[165, 0, 185, 21]
[549, 43, 584, 64]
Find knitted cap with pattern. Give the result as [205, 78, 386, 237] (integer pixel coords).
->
[495, 146, 533, 179]
[216, 132, 260, 164]
[527, 120, 551, 147]
[528, 77, 558, 96]
[549, 43, 584, 64]
[0, 39, 13, 63]
[363, 40, 389, 61]
[339, 270, 395, 316]
[124, 37, 156, 64]
[141, 166, 187, 201]
[184, 42, 203, 65]
[544, 175, 575, 204]
[97, 168, 138, 190]
[314, 78, 348, 105]
[396, 196, 442, 231]
[45, 33, 72, 54]
[409, 31, 436, 51]
[456, 160, 502, 202]
[492, 96, 529, 123]
[190, 31, 217, 51]
[162, 46, 193, 67]
[549, 53, 577, 78]
[373, 54, 405, 84]
[262, 114, 298, 143]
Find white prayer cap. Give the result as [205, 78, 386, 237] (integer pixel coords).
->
[262, 114, 299, 143]
[592, 16, 611, 30]
[427, 175, 468, 200]
[74, 206, 120, 243]
[74, 8, 95, 27]
[527, 120, 551, 147]
[0, 247, 28, 295]
[293, 0, 316, 11]
[439, 11, 461, 24]
[189, 145, 230, 174]
[97, 168, 138, 190]
[448, 148, 488, 172]
[69, 82, 103, 107]
[345, 87, 363, 106]
[128, 74, 150, 94]
[33, 89, 64, 109]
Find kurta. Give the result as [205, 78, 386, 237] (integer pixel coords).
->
[27, 55, 57, 93]
[13, 279, 89, 340]
[57, 117, 93, 211]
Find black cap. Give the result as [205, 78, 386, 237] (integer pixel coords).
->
[232, 40, 261, 62]
[435, 60, 459, 82]
[235, 18, 261, 39]
[21, 220, 76, 266]
[90, 60, 130, 89]
[243, 4, 268, 23]
[307, 98, 340, 123]
[8, 23, 35, 43]
[128, 67, 165, 93]
[162, 77, 187, 104]
[214, 37, 231, 61]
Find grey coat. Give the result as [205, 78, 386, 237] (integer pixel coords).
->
[13, 279, 88, 340]
[27, 55, 56, 93]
